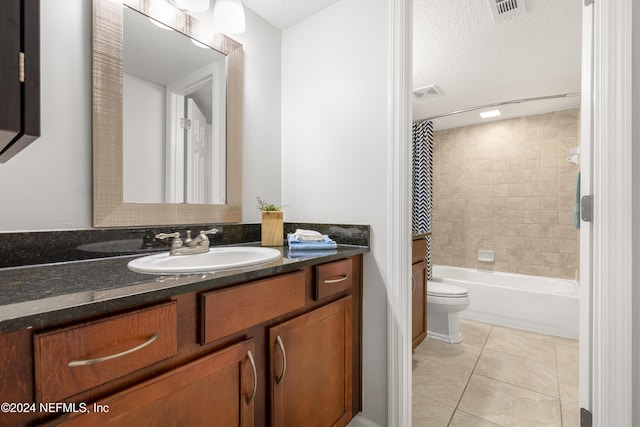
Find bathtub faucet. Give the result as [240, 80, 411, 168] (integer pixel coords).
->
[155, 228, 218, 256]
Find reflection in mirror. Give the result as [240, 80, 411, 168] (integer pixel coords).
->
[92, 0, 242, 227]
[122, 7, 227, 204]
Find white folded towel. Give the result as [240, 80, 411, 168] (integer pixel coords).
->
[292, 229, 325, 242]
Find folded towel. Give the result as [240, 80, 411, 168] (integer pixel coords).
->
[574, 172, 580, 230]
[291, 229, 325, 242]
[288, 249, 338, 259]
[287, 232, 337, 251]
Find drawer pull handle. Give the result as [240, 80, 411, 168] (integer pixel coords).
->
[324, 275, 349, 284]
[275, 335, 287, 385]
[67, 333, 160, 367]
[246, 350, 257, 404]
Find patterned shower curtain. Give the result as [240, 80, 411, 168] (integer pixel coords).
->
[412, 119, 434, 279]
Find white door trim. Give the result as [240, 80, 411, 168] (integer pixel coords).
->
[578, 0, 593, 414]
[590, 0, 634, 425]
[387, 0, 412, 426]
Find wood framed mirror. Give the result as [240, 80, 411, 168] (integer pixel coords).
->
[92, 0, 242, 227]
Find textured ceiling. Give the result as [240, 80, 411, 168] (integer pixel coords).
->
[413, 0, 582, 129]
[239, 0, 582, 130]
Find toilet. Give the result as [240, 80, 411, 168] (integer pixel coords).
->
[427, 281, 470, 344]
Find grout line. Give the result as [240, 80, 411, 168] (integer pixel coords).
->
[446, 322, 494, 427]
[471, 373, 562, 400]
[555, 340, 565, 427]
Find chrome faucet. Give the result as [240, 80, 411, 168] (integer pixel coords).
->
[155, 228, 218, 256]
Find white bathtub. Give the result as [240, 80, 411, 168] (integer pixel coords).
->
[431, 265, 579, 339]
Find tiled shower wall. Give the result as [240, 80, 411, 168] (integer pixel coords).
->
[431, 109, 580, 280]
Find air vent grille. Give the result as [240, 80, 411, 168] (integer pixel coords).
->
[413, 84, 444, 100]
[489, 0, 527, 22]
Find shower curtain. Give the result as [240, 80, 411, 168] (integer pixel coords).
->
[412, 119, 434, 279]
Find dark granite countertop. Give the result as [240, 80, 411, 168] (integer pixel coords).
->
[0, 243, 369, 334]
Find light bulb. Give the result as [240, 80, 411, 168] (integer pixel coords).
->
[213, 0, 245, 34]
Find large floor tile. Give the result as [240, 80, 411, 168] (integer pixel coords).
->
[413, 360, 473, 407]
[561, 400, 580, 427]
[414, 338, 482, 372]
[459, 318, 493, 348]
[484, 325, 557, 364]
[475, 348, 559, 397]
[459, 374, 562, 427]
[412, 393, 455, 427]
[556, 344, 579, 403]
[449, 410, 502, 427]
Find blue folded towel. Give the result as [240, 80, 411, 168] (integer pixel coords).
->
[574, 172, 580, 230]
[288, 249, 338, 259]
[287, 233, 337, 251]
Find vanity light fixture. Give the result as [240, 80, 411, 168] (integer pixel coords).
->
[213, 0, 246, 34]
[479, 109, 501, 119]
[168, 0, 210, 13]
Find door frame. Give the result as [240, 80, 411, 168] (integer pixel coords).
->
[387, 0, 636, 425]
[589, 0, 634, 425]
[578, 0, 593, 416]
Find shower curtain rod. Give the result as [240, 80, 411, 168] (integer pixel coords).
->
[420, 92, 581, 122]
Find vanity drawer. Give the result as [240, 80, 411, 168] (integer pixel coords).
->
[315, 258, 353, 300]
[201, 270, 306, 345]
[34, 301, 177, 403]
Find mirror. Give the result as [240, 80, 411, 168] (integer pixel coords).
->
[93, 0, 242, 227]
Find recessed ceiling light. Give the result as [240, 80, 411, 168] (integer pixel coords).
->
[480, 109, 501, 119]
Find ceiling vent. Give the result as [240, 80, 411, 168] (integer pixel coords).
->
[489, 0, 527, 22]
[413, 84, 444, 100]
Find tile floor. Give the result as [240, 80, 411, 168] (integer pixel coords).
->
[413, 318, 579, 427]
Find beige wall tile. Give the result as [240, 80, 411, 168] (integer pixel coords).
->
[432, 109, 580, 280]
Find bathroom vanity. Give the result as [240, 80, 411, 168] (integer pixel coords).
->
[412, 234, 428, 351]
[0, 241, 367, 426]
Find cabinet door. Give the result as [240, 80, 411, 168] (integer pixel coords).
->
[0, 0, 39, 162]
[270, 297, 353, 427]
[46, 339, 256, 427]
[0, 0, 20, 147]
[412, 260, 427, 351]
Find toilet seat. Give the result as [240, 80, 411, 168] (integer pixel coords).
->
[428, 281, 468, 298]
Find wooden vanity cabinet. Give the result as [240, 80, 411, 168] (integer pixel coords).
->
[412, 237, 427, 351]
[33, 302, 178, 403]
[270, 297, 353, 427]
[0, 255, 363, 427]
[45, 340, 256, 427]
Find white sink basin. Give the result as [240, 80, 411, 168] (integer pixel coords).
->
[127, 247, 282, 274]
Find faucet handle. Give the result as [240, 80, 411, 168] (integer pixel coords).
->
[155, 231, 181, 240]
[199, 228, 218, 236]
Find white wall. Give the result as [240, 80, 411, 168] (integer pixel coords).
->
[0, 2, 281, 231]
[0, 0, 92, 231]
[281, 0, 390, 424]
[633, 1, 640, 424]
[122, 73, 165, 203]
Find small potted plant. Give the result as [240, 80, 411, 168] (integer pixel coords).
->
[257, 197, 284, 246]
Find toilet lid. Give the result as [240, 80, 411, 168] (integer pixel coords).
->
[428, 282, 468, 298]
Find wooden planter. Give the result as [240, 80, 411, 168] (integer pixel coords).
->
[261, 211, 283, 246]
